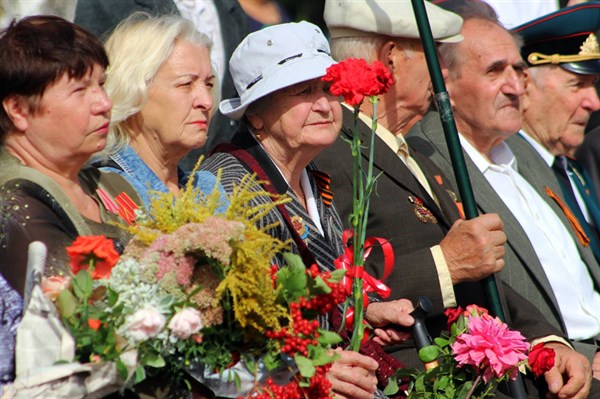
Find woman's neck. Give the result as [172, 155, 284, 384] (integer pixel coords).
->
[129, 134, 181, 195]
[4, 138, 102, 222]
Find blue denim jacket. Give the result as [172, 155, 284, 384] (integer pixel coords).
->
[99, 146, 228, 213]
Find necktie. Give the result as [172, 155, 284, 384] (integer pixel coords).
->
[566, 159, 600, 231]
[553, 157, 600, 260]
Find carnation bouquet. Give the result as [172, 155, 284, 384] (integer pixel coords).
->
[6, 173, 349, 398]
[384, 305, 556, 398]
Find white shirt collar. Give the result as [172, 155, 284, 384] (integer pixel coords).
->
[519, 131, 555, 167]
[458, 134, 517, 173]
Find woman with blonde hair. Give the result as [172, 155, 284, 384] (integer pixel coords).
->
[98, 13, 224, 209]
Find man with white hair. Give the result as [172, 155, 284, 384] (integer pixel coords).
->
[316, 2, 593, 397]
[407, 2, 599, 394]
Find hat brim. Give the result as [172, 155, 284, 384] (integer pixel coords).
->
[561, 59, 600, 75]
[220, 53, 336, 121]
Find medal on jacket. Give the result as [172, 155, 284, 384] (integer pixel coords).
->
[408, 195, 437, 224]
[291, 215, 309, 241]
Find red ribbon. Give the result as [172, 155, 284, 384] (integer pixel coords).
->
[334, 229, 395, 336]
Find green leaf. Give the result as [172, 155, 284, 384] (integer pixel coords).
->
[456, 380, 473, 399]
[56, 289, 77, 318]
[312, 275, 332, 294]
[434, 337, 449, 347]
[144, 353, 165, 368]
[278, 254, 308, 301]
[107, 288, 119, 307]
[294, 354, 315, 378]
[316, 330, 342, 345]
[72, 270, 93, 299]
[307, 345, 336, 366]
[418, 345, 440, 363]
[383, 377, 399, 396]
[116, 359, 128, 381]
[328, 269, 346, 282]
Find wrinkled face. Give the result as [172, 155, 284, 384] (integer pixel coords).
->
[249, 78, 342, 159]
[446, 19, 527, 147]
[388, 43, 433, 128]
[524, 66, 600, 156]
[140, 41, 214, 155]
[19, 64, 112, 165]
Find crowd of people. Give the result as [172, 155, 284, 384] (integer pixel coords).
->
[1, 0, 599, 398]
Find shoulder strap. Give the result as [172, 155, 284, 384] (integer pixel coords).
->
[213, 143, 317, 266]
[2, 164, 93, 237]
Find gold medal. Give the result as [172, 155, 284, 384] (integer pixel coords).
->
[408, 195, 437, 224]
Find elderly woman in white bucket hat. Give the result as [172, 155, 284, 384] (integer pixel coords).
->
[202, 21, 415, 399]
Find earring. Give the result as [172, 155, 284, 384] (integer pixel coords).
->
[255, 131, 262, 140]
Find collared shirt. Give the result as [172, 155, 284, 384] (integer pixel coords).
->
[460, 136, 600, 340]
[173, 0, 226, 85]
[251, 130, 325, 236]
[352, 105, 455, 307]
[520, 132, 593, 224]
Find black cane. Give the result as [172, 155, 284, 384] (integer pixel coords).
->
[410, 296, 438, 370]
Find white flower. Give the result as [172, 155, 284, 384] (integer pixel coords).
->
[168, 308, 203, 339]
[125, 306, 166, 342]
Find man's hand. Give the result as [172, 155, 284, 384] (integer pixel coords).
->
[328, 349, 378, 399]
[440, 213, 506, 284]
[593, 351, 600, 380]
[365, 299, 414, 346]
[542, 342, 592, 399]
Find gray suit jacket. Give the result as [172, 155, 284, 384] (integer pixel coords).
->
[407, 110, 600, 360]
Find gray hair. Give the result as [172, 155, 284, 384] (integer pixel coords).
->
[331, 35, 421, 63]
[438, 5, 523, 79]
[102, 12, 216, 155]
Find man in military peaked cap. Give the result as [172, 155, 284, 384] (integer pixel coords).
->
[511, 2, 600, 379]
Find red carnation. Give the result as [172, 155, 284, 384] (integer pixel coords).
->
[528, 343, 555, 377]
[445, 306, 463, 329]
[322, 58, 394, 107]
[66, 235, 120, 280]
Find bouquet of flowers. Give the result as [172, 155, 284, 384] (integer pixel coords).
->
[384, 305, 556, 398]
[7, 173, 350, 398]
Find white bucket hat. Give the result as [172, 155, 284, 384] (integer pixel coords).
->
[219, 21, 336, 121]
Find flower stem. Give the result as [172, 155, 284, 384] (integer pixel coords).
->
[466, 373, 482, 399]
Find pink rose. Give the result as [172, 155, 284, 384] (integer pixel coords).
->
[168, 308, 203, 339]
[41, 276, 71, 301]
[125, 306, 165, 342]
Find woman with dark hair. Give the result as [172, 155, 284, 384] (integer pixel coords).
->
[0, 15, 140, 383]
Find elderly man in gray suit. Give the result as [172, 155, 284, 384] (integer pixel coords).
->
[407, 1, 600, 379]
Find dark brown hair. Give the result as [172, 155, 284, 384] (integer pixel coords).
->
[0, 15, 109, 139]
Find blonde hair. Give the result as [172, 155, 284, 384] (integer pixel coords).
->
[102, 12, 217, 154]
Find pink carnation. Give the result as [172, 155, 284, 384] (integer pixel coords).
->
[451, 315, 529, 383]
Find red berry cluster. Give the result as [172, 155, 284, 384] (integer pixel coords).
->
[306, 268, 352, 314]
[270, 264, 279, 288]
[254, 267, 349, 398]
[246, 367, 333, 399]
